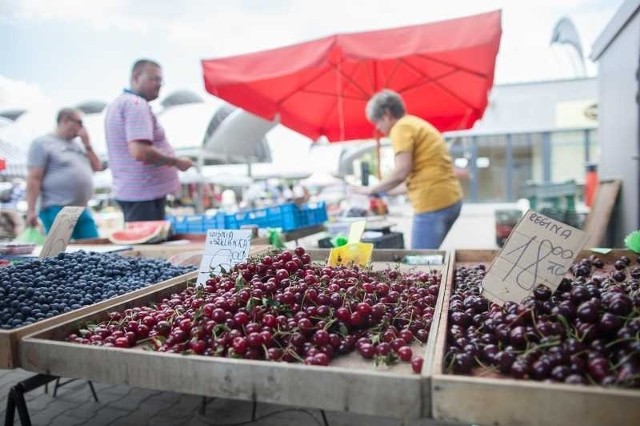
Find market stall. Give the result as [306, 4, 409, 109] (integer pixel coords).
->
[12, 248, 448, 422]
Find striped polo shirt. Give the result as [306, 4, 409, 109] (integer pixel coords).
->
[104, 91, 179, 201]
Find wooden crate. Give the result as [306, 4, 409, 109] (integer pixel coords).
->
[20, 249, 448, 420]
[1, 245, 270, 369]
[431, 249, 640, 426]
[0, 271, 197, 369]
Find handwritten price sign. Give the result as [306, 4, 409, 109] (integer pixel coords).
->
[40, 206, 84, 258]
[196, 229, 253, 286]
[482, 210, 590, 305]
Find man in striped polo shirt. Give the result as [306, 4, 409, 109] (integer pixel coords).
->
[104, 59, 193, 222]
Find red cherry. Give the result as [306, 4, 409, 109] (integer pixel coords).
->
[411, 356, 424, 374]
[397, 346, 413, 362]
[114, 337, 130, 348]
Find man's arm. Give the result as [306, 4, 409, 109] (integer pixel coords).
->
[128, 140, 193, 171]
[77, 127, 103, 171]
[26, 166, 44, 227]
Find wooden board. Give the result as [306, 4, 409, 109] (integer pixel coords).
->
[0, 271, 197, 369]
[20, 249, 448, 420]
[582, 179, 622, 247]
[431, 249, 640, 426]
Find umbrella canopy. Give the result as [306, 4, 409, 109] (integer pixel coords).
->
[74, 100, 107, 115]
[161, 90, 205, 109]
[202, 10, 502, 142]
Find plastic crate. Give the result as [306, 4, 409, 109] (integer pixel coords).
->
[297, 202, 329, 228]
[169, 215, 205, 233]
[169, 201, 328, 233]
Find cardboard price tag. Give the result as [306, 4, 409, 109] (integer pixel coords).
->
[196, 229, 252, 286]
[39, 206, 84, 258]
[482, 210, 590, 305]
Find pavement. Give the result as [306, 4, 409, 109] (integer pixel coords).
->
[1, 202, 509, 426]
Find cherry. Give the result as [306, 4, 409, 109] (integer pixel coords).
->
[411, 356, 424, 374]
[114, 337, 130, 348]
[396, 346, 413, 362]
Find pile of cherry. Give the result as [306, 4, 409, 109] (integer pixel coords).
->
[67, 248, 440, 372]
[446, 254, 640, 388]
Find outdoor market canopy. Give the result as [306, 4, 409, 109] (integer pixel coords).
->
[202, 10, 502, 142]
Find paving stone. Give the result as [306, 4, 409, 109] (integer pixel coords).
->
[48, 413, 90, 426]
[24, 385, 48, 400]
[92, 389, 132, 405]
[137, 397, 181, 418]
[155, 393, 201, 419]
[142, 391, 182, 407]
[197, 398, 257, 423]
[147, 414, 192, 426]
[64, 401, 104, 420]
[112, 409, 156, 426]
[0, 370, 24, 388]
[106, 387, 159, 411]
[28, 400, 81, 426]
[20, 393, 57, 415]
[85, 406, 130, 426]
[99, 384, 132, 397]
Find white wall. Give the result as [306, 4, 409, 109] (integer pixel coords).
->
[592, 0, 640, 245]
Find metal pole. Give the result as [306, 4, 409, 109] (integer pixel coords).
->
[505, 133, 514, 201]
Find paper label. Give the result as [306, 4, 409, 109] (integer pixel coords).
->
[347, 220, 366, 244]
[196, 229, 252, 286]
[39, 206, 84, 257]
[482, 210, 589, 305]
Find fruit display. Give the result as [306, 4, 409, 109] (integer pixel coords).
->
[444, 253, 640, 388]
[429, 250, 640, 426]
[63, 247, 441, 371]
[0, 251, 195, 330]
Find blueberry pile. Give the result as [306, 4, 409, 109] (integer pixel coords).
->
[0, 251, 195, 330]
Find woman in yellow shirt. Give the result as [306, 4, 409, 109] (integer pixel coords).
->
[353, 89, 463, 249]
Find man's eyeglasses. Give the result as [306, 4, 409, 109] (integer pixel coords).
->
[68, 117, 83, 126]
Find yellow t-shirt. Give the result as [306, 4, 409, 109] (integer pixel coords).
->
[389, 115, 462, 214]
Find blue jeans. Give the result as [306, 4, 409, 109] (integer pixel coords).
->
[39, 206, 99, 240]
[411, 201, 462, 249]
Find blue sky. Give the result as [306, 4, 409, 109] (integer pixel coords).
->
[0, 0, 625, 110]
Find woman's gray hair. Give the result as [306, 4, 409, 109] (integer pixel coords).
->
[365, 89, 406, 122]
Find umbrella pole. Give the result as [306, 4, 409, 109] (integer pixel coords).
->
[375, 136, 382, 180]
[195, 155, 205, 214]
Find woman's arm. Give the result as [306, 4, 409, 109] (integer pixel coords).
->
[353, 151, 412, 196]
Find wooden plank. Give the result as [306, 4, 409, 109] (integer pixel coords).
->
[0, 271, 197, 369]
[20, 249, 447, 419]
[433, 376, 640, 426]
[20, 341, 423, 418]
[431, 249, 640, 426]
[582, 179, 622, 247]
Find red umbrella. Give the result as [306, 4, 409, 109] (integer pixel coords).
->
[202, 10, 502, 142]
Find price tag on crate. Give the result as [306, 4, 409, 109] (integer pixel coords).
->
[196, 229, 253, 286]
[39, 206, 84, 257]
[482, 210, 590, 305]
[327, 220, 374, 267]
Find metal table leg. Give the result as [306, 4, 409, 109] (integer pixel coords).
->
[4, 374, 58, 426]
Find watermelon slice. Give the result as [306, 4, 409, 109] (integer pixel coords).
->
[109, 220, 171, 244]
